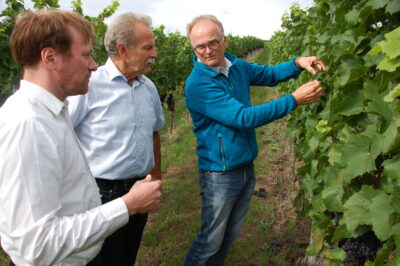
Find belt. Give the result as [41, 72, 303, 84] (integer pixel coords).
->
[203, 162, 254, 174]
[95, 176, 145, 192]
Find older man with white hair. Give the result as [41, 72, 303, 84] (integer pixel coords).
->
[183, 14, 326, 266]
[68, 12, 164, 266]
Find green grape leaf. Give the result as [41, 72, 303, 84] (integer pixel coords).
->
[386, 1, 400, 14]
[328, 147, 342, 165]
[331, 224, 352, 243]
[332, 40, 355, 56]
[383, 154, 400, 183]
[322, 248, 347, 261]
[344, 8, 359, 26]
[377, 56, 400, 72]
[312, 194, 327, 213]
[374, 239, 395, 266]
[321, 179, 344, 212]
[379, 118, 400, 153]
[340, 132, 378, 182]
[311, 226, 325, 253]
[381, 27, 400, 59]
[364, 80, 394, 123]
[335, 89, 364, 116]
[342, 185, 395, 240]
[368, 45, 382, 56]
[384, 84, 400, 102]
[367, 0, 392, 9]
[334, 56, 369, 86]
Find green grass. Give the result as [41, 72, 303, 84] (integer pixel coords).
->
[0, 248, 7, 265]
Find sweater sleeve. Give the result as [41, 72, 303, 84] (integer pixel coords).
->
[247, 57, 303, 86]
[185, 78, 297, 130]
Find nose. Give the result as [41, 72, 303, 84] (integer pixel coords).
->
[151, 47, 157, 58]
[89, 56, 97, 72]
[204, 45, 213, 54]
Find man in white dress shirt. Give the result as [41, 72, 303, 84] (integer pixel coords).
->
[68, 12, 165, 266]
[0, 9, 162, 266]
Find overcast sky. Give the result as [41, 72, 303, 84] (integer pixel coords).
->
[1, 0, 314, 40]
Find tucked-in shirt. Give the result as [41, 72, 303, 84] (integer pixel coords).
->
[68, 58, 165, 180]
[0, 80, 129, 266]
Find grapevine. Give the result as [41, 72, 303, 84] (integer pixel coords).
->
[269, 0, 400, 264]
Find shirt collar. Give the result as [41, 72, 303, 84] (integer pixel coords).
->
[20, 80, 65, 116]
[198, 57, 232, 77]
[105, 58, 145, 84]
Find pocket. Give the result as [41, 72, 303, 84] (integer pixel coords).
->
[99, 188, 117, 203]
[218, 133, 227, 171]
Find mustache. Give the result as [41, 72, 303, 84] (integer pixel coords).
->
[146, 58, 155, 64]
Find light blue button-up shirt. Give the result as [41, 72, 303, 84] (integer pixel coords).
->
[68, 58, 164, 180]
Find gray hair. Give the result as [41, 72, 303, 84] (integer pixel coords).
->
[186, 14, 225, 44]
[104, 12, 152, 57]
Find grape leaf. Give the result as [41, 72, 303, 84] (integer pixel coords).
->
[381, 27, 400, 59]
[339, 131, 378, 182]
[334, 55, 369, 86]
[377, 56, 400, 72]
[342, 185, 395, 240]
[384, 83, 400, 102]
[321, 179, 344, 212]
[383, 154, 400, 183]
[386, 1, 400, 14]
[367, 0, 392, 9]
[335, 89, 364, 116]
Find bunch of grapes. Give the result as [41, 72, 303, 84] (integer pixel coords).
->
[339, 231, 382, 265]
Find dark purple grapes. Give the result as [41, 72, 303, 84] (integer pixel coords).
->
[339, 231, 382, 265]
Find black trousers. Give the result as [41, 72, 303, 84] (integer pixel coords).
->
[93, 177, 148, 266]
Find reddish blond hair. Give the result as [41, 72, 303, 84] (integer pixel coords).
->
[10, 8, 94, 67]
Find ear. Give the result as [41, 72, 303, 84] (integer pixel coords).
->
[40, 47, 58, 70]
[222, 36, 228, 49]
[116, 43, 128, 57]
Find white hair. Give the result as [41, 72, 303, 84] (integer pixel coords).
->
[104, 12, 152, 57]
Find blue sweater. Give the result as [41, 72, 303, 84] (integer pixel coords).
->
[185, 53, 302, 171]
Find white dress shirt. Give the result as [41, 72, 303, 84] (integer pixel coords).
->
[0, 80, 129, 266]
[68, 58, 165, 180]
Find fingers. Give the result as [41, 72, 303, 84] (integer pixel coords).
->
[122, 177, 163, 215]
[291, 80, 323, 105]
[297, 56, 326, 75]
[313, 60, 326, 72]
[142, 174, 152, 182]
[303, 65, 317, 75]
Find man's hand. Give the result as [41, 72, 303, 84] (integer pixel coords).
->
[121, 175, 162, 216]
[295, 56, 326, 75]
[292, 80, 323, 105]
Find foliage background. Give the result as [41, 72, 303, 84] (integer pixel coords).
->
[268, 0, 400, 264]
[0, 0, 265, 108]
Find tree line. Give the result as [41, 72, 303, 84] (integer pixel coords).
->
[0, 0, 265, 113]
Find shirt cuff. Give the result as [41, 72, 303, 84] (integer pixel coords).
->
[100, 197, 129, 231]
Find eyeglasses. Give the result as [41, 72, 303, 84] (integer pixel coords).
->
[193, 38, 223, 54]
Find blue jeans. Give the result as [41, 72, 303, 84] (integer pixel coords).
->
[184, 163, 256, 266]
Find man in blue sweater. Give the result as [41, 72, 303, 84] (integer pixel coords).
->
[183, 14, 326, 266]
